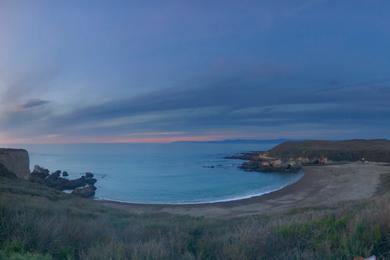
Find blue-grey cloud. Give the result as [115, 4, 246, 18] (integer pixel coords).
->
[1, 0, 390, 142]
[2, 76, 385, 140]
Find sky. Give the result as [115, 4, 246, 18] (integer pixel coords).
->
[0, 0, 389, 144]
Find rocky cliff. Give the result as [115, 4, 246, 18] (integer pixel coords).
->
[0, 149, 30, 179]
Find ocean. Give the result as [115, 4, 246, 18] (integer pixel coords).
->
[18, 142, 302, 204]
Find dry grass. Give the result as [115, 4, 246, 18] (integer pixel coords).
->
[1, 176, 390, 259]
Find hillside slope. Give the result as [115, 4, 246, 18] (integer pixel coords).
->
[268, 139, 390, 162]
[1, 174, 390, 259]
[2, 167, 390, 258]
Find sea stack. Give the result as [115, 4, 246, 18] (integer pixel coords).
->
[0, 148, 30, 179]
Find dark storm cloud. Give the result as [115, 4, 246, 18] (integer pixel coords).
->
[21, 99, 50, 109]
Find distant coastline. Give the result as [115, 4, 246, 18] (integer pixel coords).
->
[173, 138, 288, 144]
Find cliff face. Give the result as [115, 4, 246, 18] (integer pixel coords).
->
[0, 149, 30, 179]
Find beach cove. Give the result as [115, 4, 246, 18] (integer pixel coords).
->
[100, 161, 390, 218]
[2, 139, 390, 258]
[24, 142, 303, 204]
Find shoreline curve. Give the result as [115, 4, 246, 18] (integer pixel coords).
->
[96, 170, 304, 206]
[97, 162, 390, 218]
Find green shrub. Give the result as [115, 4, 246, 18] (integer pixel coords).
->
[0, 240, 53, 260]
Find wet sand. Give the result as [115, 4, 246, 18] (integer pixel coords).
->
[98, 162, 390, 218]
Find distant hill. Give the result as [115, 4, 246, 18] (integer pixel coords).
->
[268, 139, 390, 162]
[174, 139, 288, 144]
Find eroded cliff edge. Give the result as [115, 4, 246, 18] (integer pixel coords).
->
[0, 148, 30, 179]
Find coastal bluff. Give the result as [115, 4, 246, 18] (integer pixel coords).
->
[0, 147, 97, 198]
[268, 139, 390, 163]
[229, 139, 390, 173]
[0, 148, 30, 179]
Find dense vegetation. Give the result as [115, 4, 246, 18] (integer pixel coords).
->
[1, 173, 390, 259]
[268, 139, 390, 162]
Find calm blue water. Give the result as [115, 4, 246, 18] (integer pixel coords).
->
[16, 142, 302, 204]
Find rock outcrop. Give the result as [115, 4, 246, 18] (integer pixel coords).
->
[239, 157, 303, 173]
[0, 149, 30, 179]
[229, 151, 331, 173]
[30, 165, 97, 198]
[0, 147, 97, 198]
[29, 165, 50, 182]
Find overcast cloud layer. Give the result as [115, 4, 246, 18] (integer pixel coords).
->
[0, 0, 389, 143]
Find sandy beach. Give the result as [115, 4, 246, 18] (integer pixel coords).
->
[99, 161, 390, 218]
